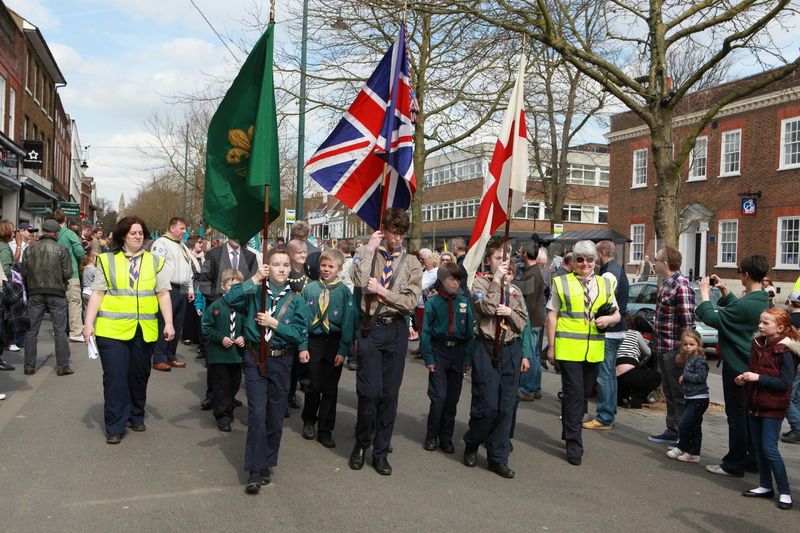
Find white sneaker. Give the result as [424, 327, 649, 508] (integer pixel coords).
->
[677, 453, 701, 463]
[8, 344, 19, 352]
[666, 448, 685, 459]
[69, 335, 85, 343]
[0, 393, 6, 400]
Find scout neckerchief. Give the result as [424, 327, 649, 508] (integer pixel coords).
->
[312, 279, 341, 332]
[379, 247, 402, 288]
[437, 289, 457, 336]
[575, 272, 594, 323]
[264, 282, 291, 342]
[229, 303, 237, 339]
[122, 247, 145, 289]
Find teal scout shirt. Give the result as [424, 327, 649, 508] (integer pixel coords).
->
[202, 298, 245, 364]
[224, 279, 308, 348]
[520, 318, 535, 362]
[299, 280, 355, 356]
[421, 291, 476, 367]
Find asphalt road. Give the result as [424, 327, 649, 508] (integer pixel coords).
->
[0, 334, 797, 532]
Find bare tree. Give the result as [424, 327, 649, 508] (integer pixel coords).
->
[428, 0, 800, 246]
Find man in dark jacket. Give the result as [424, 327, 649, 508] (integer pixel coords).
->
[515, 241, 545, 400]
[21, 219, 73, 376]
[584, 240, 629, 430]
[697, 254, 769, 478]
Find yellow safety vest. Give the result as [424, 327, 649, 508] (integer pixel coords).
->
[553, 273, 614, 363]
[95, 251, 164, 342]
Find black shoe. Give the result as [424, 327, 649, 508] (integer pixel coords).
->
[349, 445, 366, 470]
[302, 423, 316, 440]
[0, 359, 14, 371]
[317, 434, 336, 448]
[533, 391, 542, 400]
[488, 462, 515, 479]
[200, 398, 212, 411]
[567, 456, 582, 466]
[388, 445, 393, 453]
[423, 434, 438, 451]
[439, 441, 455, 454]
[260, 468, 272, 485]
[463, 444, 478, 467]
[245, 472, 261, 495]
[218, 422, 232, 432]
[128, 421, 146, 432]
[372, 455, 392, 476]
[299, 379, 311, 394]
[233, 399, 243, 408]
[777, 499, 793, 510]
[742, 488, 775, 498]
[288, 396, 301, 409]
[106, 434, 124, 445]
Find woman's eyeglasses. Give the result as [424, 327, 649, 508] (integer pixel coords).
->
[574, 256, 595, 264]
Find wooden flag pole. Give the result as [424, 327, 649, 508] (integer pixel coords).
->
[362, 161, 390, 335]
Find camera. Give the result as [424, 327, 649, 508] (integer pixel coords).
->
[709, 276, 718, 287]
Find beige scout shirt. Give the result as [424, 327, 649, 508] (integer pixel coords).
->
[471, 275, 528, 342]
[92, 252, 173, 293]
[351, 245, 422, 316]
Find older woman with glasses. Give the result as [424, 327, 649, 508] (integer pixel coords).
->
[546, 240, 620, 465]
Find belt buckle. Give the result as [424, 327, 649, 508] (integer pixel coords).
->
[270, 349, 284, 357]
[375, 316, 390, 326]
[445, 340, 457, 347]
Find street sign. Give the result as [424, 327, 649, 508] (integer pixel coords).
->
[553, 223, 564, 234]
[59, 201, 80, 217]
[285, 208, 296, 224]
[741, 197, 757, 216]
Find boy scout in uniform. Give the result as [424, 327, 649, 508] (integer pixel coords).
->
[349, 208, 422, 476]
[299, 248, 354, 449]
[225, 248, 308, 495]
[463, 238, 530, 479]
[421, 263, 475, 454]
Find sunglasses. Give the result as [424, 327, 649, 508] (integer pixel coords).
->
[574, 256, 595, 264]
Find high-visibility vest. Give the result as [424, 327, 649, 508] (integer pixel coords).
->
[553, 273, 614, 363]
[95, 251, 164, 342]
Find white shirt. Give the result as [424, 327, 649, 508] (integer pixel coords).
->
[150, 235, 194, 293]
[227, 243, 243, 270]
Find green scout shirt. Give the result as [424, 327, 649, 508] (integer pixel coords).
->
[520, 318, 535, 362]
[299, 280, 355, 356]
[421, 291, 475, 367]
[695, 290, 768, 374]
[224, 279, 308, 348]
[202, 298, 245, 364]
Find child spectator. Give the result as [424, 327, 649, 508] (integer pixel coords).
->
[736, 308, 800, 510]
[781, 291, 800, 444]
[80, 252, 98, 307]
[202, 269, 245, 432]
[667, 330, 709, 463]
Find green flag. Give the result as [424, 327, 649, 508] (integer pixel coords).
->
[204, 22, 280, 244]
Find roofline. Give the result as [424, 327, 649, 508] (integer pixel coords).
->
[20, 17, 67, 85]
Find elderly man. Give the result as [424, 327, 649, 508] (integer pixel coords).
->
[547, 240, 620, 465]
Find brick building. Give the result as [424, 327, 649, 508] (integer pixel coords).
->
[0, 1, 24, 221]
[606, 69, 800, 290]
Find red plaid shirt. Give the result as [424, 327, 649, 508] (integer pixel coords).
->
[654, 272, 696, 353]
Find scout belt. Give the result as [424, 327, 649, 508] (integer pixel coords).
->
[374, 314, 402, 327]
[479, 334, 517, 347]
[434, 338, 464, 348]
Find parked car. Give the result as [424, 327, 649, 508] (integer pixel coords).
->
[627, 281, 722, 348]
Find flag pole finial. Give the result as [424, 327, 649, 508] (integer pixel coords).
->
[270, 0, 276, 22]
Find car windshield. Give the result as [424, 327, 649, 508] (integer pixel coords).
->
[691, 286, 722, 304]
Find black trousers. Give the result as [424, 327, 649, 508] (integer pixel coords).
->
[288, 345, 309, 399]
[355, 320, 407, 458]
[617, 367, 661, 407]
[721, 361, 757, 474]
[209, 363, 242, 423]
[426, 343, 465, 444]
[302, 334, 344, 435]
[182, 305, 201, 344]
[560, 360, 600, 459]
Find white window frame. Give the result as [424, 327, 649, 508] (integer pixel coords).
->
[632, 149, 647, 188]
[719, 129, 742, 177]
[688, 136, 708, 181]
[716, 219, 738, 268]
[8, 87, 15, 140]
[629, 224, 645, 264]
[775, 217, 800, 270]
[779, 117, 800, 171]
[0, 75, 5, 134]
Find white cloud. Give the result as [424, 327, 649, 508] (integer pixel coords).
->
[48, 43, 82, 73]
[4, 0, 59, 30]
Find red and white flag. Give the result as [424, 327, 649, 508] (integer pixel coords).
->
[463, 52, 528, 288]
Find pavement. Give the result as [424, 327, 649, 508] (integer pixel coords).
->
[1, 325, 799, 532]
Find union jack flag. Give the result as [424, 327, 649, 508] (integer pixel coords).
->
[306, 25, 416, 230]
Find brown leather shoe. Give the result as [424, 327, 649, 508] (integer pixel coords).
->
[56, 368, 75, 376]
[153, 363, 172, 371]
[168, 360, 187, 368]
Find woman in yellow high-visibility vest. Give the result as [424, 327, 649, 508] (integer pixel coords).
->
[83, 216, 175, 445]
[546, 240, 620, 466]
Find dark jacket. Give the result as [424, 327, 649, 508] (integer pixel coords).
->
[696, 290, 769, 374]
[21, 235, 72, 297]
[202, 298, 245, 364]
[200, 245, 257, 300]
[599, 258, 628, 333]
[746, 336, 799, 419]
[682, 354, 709, 398]
[514, 262, 545, 327]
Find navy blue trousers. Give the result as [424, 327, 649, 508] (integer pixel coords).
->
[464, 339, 521, 465]
[355, 320, 408, 458]
[426, 343, 465, 444]
[559, 359, 599, 460]
[243, 351, 292, 473]
[96, 327, 154, 436]
[302, 333, 344, 436]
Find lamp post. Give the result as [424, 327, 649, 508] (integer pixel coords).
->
[295, 0, 309, 220]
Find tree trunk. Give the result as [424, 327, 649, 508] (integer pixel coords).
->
[409, 13, 430, 254]
[651, 114, 681, 248]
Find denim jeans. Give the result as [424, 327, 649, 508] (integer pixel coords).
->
[24, 294, 70, 371]
[785, 362, 800, 431]
[595, 336, 623, 425]
[677, 398, 709, 455]
[749, 415, 791, 495]
[518, 327, 541, 395]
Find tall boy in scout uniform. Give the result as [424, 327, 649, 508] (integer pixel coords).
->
[349, 208, 422, 476]
[225, 248, 308, 495]
[463, 238, 530, 479]
[203, 269, 246, 432]
[421, 263, 475, 454]
[299, 248, 354, 449]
